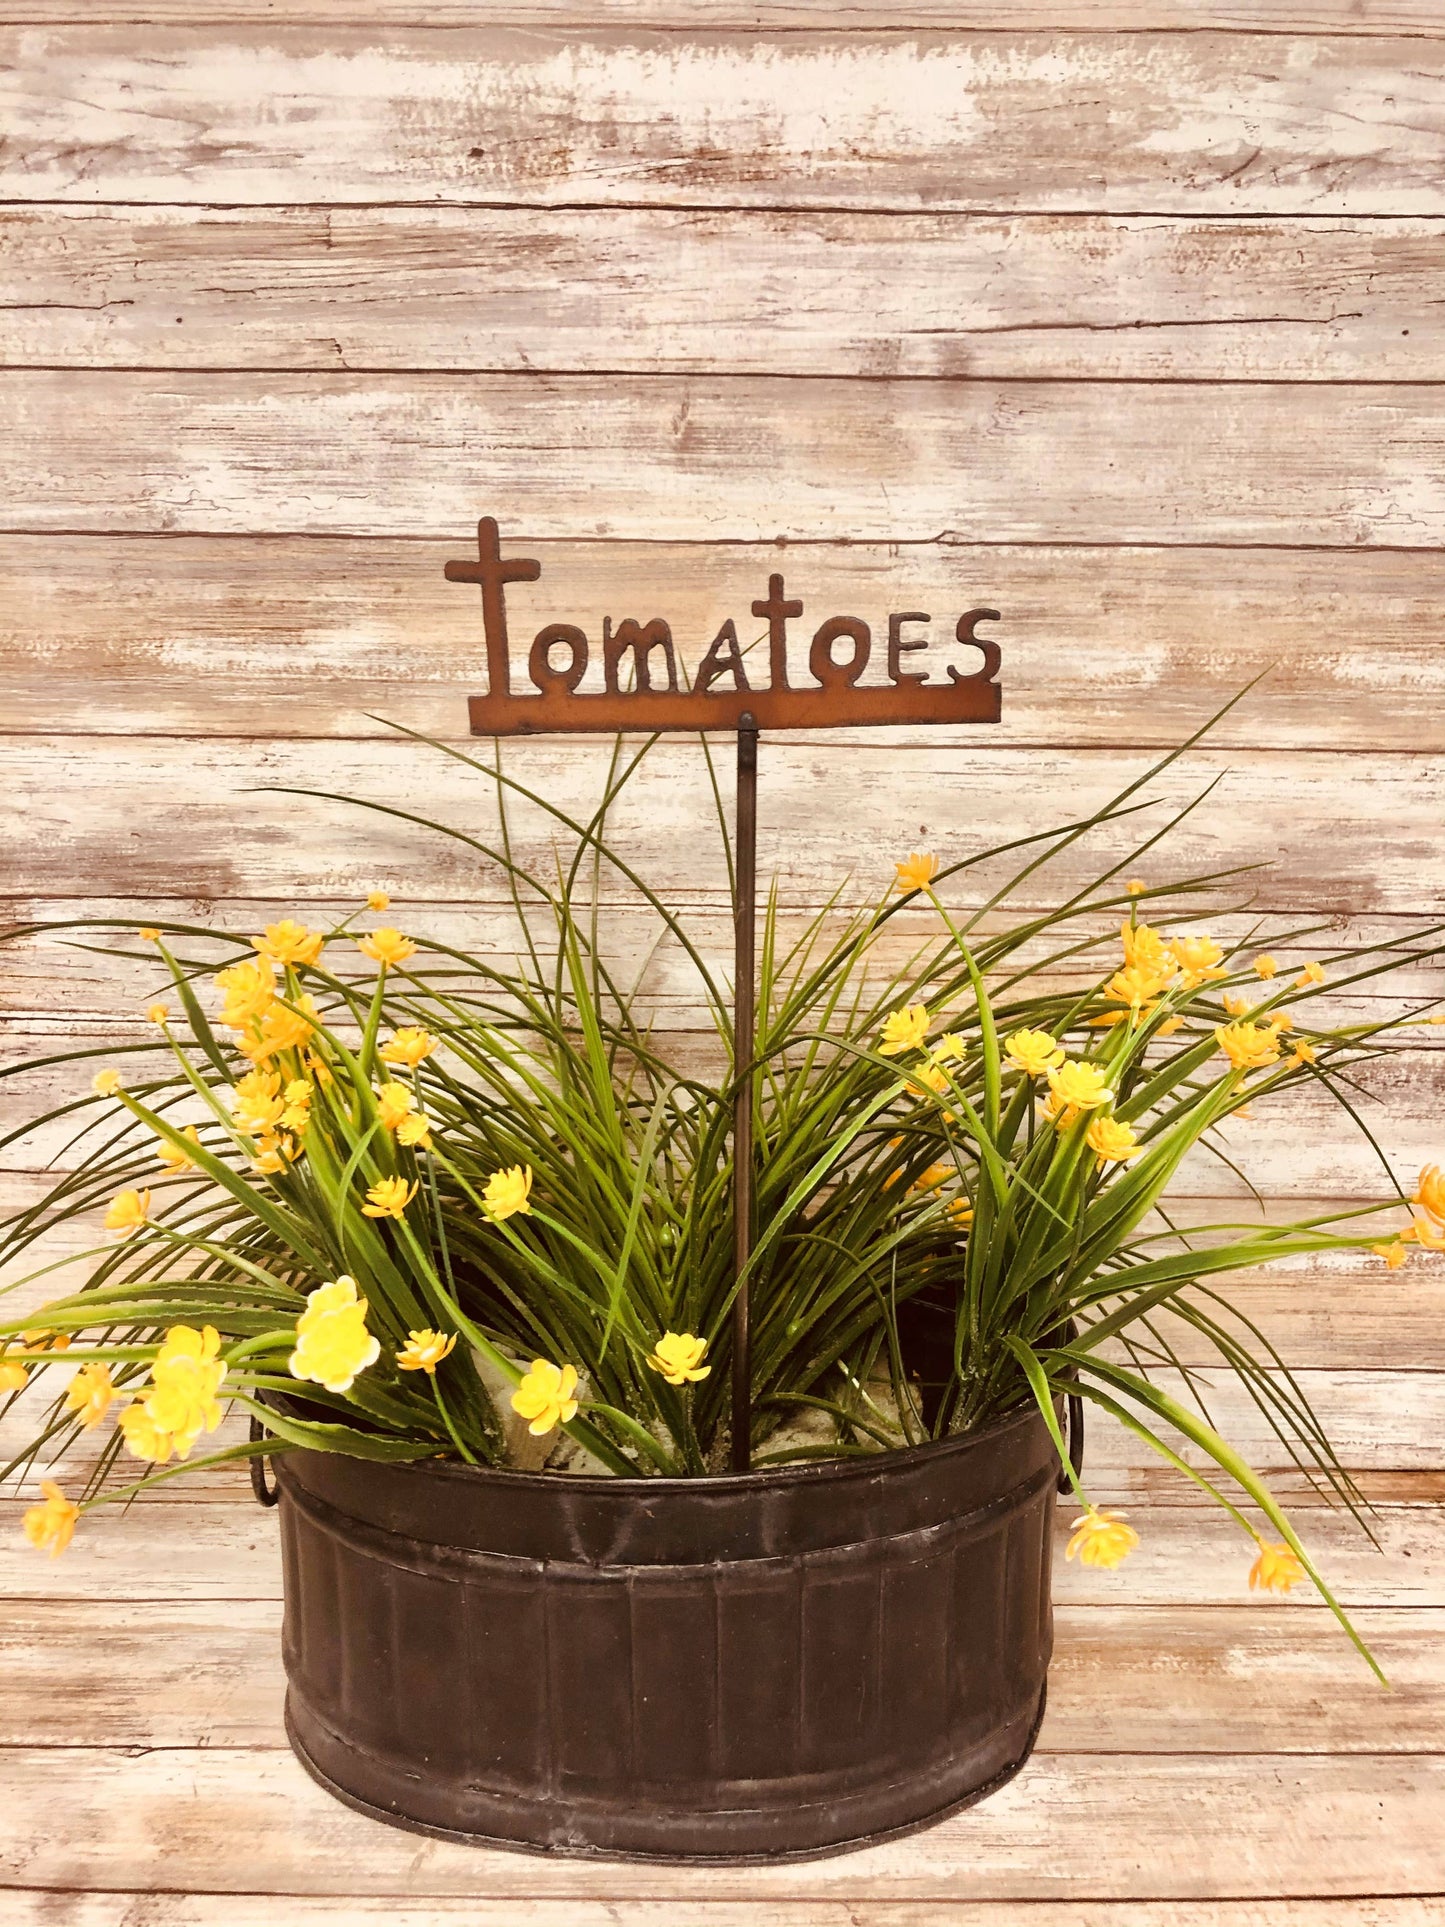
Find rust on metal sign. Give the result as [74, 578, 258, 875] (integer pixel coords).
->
[446, 518, 1003, 734]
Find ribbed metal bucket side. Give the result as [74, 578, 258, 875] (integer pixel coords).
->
[277, 1414, 1057, 1861]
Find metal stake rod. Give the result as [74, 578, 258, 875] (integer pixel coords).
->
[730, 714, 759, 1473]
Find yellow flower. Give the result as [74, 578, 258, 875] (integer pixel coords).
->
[239, 995, 319, 1063]
[1413, 1215, 1445, 1252]
[289, 1277, 381, 1394]
[64, 1364, 117, 1429]
[252, 919, 325, 968]
[1414, 1165, 1445, 1227]
[375, 1082, 415, 1131]
[117, 1326, 228, 1465]
[1221, 993, 1252, 1018]
[396, 1113, 433, 1151]
[23, 1482, 79, 1558]
[146, 1002, 169, 1027]
[215, 957, 276, 1030]
[1289, 1041, 1317, 1068]
[894, 852, 938, 894]
[1103, 962, 1171, 1014]
[1373, 1240, 1409, 1270]
[1157, 1015, 1183, 1037]
[1004, 1028, 1065, 1078]
[1086, 1115, 1141, 1168]
[21, 1329, 68, 1355]
[362, 1177, 418, 1219]
[139, 927, 161, 943]
[357, 927, 418, 968]
[1126, 879, 1146, 896]
[1168, 934, 1228, 989]
[1215, 1020, 1282, 1072]
[396, 1328, 457, 1375]
[0, 1350, 29, 1393]
[907, 1061, 952, 1101]
[1120, 921, 1175, 978]
[104, 1188, 150, 1236]
[946, 1197, 974, 1228]
[281, 1079, 312, 1132]
[146, 1325, 227, 1454]
[483, 1165, 534, 1221]
[253, 1132, 302, 1175]
[1065, 1506, 1140, 1569]
[1248, 1540, 1305, 1594]
[92, 1068, 122, 1097]
[909, 1163, 950, 1193]
[511, 1359, 580, 1435]
[933, 1031, 966, 1064]
[232, 1068, 286, 1134]
[878, 1004, 929, 1057]
[118, 1402, 176, 1463]
[1046, 1060, 1112, 1113]
[367, 889, 391, 912]
[1296, 961, 1326, 989]
[380, 1027, 436, 1068]
[646, 1331, 711, 1385]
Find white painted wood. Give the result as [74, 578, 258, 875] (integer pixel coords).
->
[1, 12, 1440, 1912]
[1, 1599, 1439, 1752]
[7, 373, 1445, 543]
[2, 1901, 1442, 1927]
[4, 207, 1441, 381]
[4, 738, 1443, 916]
[5, 1194, 1440, 1367]
[4, 902, 1434, 1040]
[6, 538, 1445, 750]
[0, 1492, 1440, 1605]
[7, 29, 1445, 214]
[6, 3, 1445, 28]
[2, 1365, 1437, 1491]
[0, 1742, 1438, 1896]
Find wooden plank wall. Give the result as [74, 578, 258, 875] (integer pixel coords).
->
[2, 5, 1444, 1919]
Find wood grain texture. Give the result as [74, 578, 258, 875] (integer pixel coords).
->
[3, 1349, 1435, 1487]
[0, 1742, 1439, 1897]
[3, 1905, 1443, 1927]
[5, 738, 1443, 914]
[8, 1021, 1440, 1191]
[7, 29, 1445, 214]
[1, 10, 1440, 1913]
[6, 4, 1445, 29]
[4, 207, 1439, 382]
[1, 1600, 1438, 1752]
[5, 901, 1436, 1028]
[6, 537, 1445, 748]
[9, 372, 1445, 544]
[8, 4, 1445, 28]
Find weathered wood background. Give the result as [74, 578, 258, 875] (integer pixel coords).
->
[2, 5, 1443, 1921]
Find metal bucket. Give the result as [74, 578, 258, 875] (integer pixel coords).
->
[274, 1400, 1058, 1861]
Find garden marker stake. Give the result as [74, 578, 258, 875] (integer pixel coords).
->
[448, 516, 1004, 1466]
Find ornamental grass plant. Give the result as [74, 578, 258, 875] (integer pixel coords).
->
[4, 721, 1442, 1677]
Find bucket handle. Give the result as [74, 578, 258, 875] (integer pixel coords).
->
[249, 1412, 279, 1507]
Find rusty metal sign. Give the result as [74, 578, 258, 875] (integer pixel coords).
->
[446, 517, 1002, 735]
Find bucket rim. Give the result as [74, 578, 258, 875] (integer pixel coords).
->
[268, 1390, 1049, 1499]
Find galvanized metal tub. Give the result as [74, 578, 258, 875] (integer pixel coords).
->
[274, 1401, 1058, 1861]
